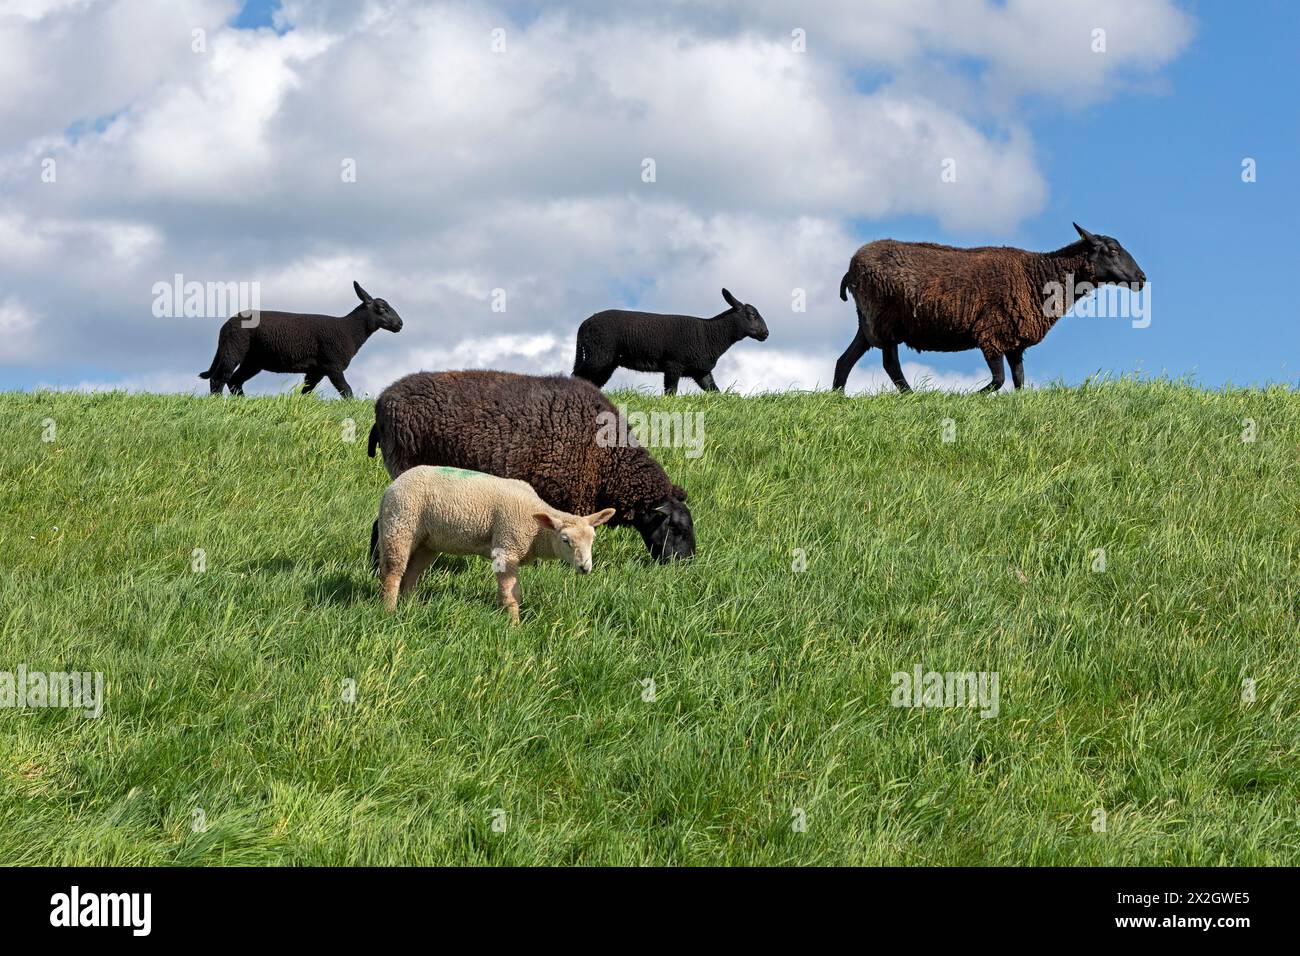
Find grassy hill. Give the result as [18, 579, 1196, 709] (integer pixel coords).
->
[1, 381, 1296, 865]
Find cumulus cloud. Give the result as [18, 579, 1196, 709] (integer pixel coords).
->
[711, 346, 999, 395]
[34, 369, 209, 394]
[0, 0, 238, 148]
[1, 0, 1193, 392]
[0, 296, 41, 361]
[530, 0, 1195, 106]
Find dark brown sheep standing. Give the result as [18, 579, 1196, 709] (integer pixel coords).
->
[367, 370, 695, 563]
[833, 223, 1146, 393]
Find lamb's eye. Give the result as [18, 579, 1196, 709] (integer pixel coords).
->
[561, 535, 570, 545]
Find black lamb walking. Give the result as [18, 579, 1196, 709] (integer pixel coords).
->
[572, 289, 769, 395]
[199, 281, 403, 397]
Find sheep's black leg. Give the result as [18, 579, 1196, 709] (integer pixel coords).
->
[576, 363, 616, 388]
[979, 351, 1005, 393]
[573, 342, 616, 388]
[209, 356, 239, 395]
[1007, 349, 1025, 390]
[880, 343, 911, 393]
[302, 370, 323, 394]
[833, 328, 870, 391]
[227, 362, 260, 396]
[326, 370, 353, 399]
[692, 372, 719, 392]
[663, 373, 679, 396]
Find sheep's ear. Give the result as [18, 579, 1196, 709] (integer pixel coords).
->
[354, 281, 374, 304]
[721, 288, 741, 309]
[586, 508, 616, 527]
[1073, 223, 1097, 244]
[533, 512, 557, 530]
[654, 501, 673, 516]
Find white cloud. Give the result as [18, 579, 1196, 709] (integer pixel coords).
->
[713, 346, 1000, 395]
[34, 370, 206, 394]
[42, 340, 1006, 397]
[539, 0, 1195, 106]
[0, 0, 238, 148]
[0, 0, 1192, 390]
[0, 0, 91, 21]
[0, 296, 40, 360]
[352, 332, 570, 397]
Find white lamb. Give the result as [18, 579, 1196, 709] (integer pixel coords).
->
[375, 465, 615, 623]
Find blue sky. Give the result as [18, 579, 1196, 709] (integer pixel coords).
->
[2, 0, 1295, 394]
[836, 0, 1299, 387]
[232, 0, 282, 32]
[1011, 0, 1299, 387]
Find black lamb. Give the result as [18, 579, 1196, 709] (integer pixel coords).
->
[572, 288, 769, 395]
[199, 281, 403, 397]
[367, 370, 696, 563]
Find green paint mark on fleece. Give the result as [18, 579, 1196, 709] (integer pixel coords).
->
[433, 466, 490, 479]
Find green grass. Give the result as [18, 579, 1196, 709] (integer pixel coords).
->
[1, 380, 1297, 865]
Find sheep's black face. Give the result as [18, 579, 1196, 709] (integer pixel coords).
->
[1075, 224, 1146, 289]
[636, 498, 695, 563]
[721, 288, 769, 342]
[741, 304, 769, 342]
[369, 298, 404, 332]
[354, 280, 404, 331]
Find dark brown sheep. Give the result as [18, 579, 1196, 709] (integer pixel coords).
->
[367, 370, 695, 563]
[833, 223, 1146, 393]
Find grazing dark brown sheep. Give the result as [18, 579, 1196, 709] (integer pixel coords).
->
[199, 281, 402, 397]
[367, 370, 695, 563]
[834, 223, 1146, 393]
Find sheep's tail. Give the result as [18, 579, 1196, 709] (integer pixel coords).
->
[367, 422, 379, 458]
[839, 271, 851, 302]
[200, 323, 230, 379]
[199, 350, 218, 379]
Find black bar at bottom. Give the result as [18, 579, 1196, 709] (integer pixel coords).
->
[0, 866, 1282, 941]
